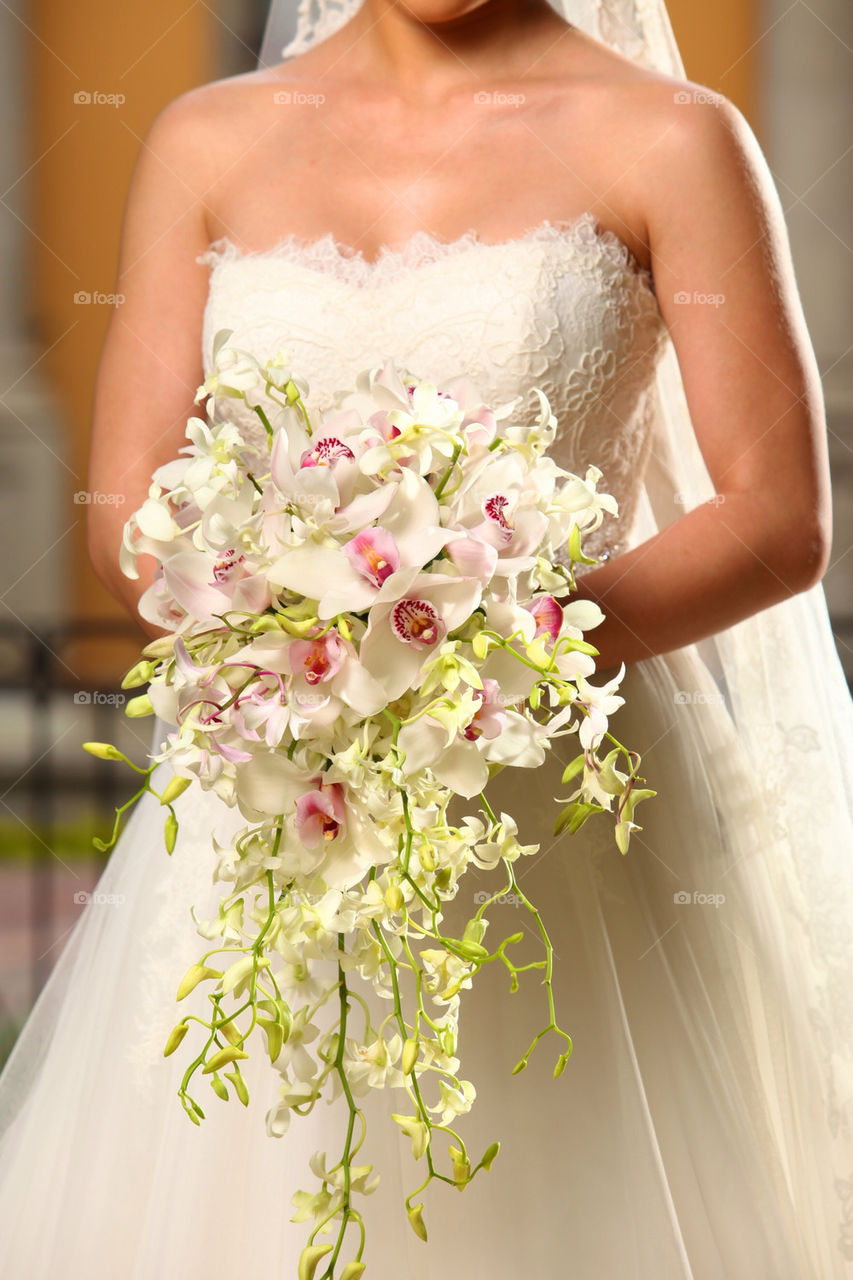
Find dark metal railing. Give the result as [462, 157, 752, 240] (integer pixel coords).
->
[0, 619, 146, 1035]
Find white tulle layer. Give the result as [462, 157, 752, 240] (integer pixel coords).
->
[0, 641, 851, 1279]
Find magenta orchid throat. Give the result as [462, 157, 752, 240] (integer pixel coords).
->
[84, 332, 654, 1280]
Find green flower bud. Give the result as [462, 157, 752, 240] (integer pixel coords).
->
[176, 962, 222, 1001]
[277, 613, 320, 638]
[164, 811, 178, 854]
[141, 634, 176, 659]
[340, 1263, 366, 1280]
[248, 614, 283, 634]
[162, 1022, 188, 1057]
[407, 1203, 428, 1242]
[260, 1016, 284, 1063]
[553, 1049, 572, 1079]
[480, 1141, 500, 1170]
[224, 1069, 249, 1106]
[401, 1037, 419, 1075]
[219, 1019, 243, 1047]
[210, 1075, 229, 1101]
[384, 884, 404, 912]
[124, 693, 154, 718]
[120, 659, 156, 689]
[81, 741, 125, 762]
[159, 775, 192, 806]
[472, 632, 491, 660]
[567, 522, 597, 565]
[298, 1243, 333, 1280]
[202, 1045, 249, 1074]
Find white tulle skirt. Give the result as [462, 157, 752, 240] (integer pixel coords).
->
[1, 642, 851, 1279]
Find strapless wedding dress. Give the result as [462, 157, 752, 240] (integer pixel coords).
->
[1, 213, 851, 1279]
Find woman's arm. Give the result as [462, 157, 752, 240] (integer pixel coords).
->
[86, 89, 219, 640]
[571, 90, 832, 672]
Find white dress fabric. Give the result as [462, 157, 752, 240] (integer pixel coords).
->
[1, 214, 852, 1279]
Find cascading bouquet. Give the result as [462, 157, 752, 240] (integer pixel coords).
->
[85, 330, 654, 1280]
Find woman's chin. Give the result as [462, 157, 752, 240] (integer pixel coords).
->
[394, 0, 497, 24]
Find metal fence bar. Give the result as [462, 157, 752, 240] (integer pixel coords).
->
[0, 619, 144, 1015]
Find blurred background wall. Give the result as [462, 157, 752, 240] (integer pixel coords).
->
[0, 0, 850, 1048]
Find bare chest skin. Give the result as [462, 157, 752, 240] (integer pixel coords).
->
[202, 35, 662, 272]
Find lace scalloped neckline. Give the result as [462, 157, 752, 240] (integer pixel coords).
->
[200, 210, 654, 292]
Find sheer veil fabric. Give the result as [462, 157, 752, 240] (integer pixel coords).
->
[257, 0, 853, 1249]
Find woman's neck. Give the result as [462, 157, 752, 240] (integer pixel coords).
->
[337, 0, 572, 97]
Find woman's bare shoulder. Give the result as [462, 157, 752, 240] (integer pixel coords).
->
[141, 67, 274, 141]
[555, 26, 732, 120]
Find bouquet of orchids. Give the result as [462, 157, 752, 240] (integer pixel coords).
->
[85, 330, 654, 1280]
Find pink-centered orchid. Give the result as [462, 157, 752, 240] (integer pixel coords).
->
[232, 630, 388, 722]
[343, 527, 400, 589]
[462, 679, 507, 741]
[295, 778, 347, 848]
[267, 467, 453, 619]
[288, 632, 347, 686]
[530, 594, 564, 640]
[359, 571, 483, 700]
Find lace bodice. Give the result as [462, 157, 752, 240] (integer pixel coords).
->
[197, 212, 670, 561]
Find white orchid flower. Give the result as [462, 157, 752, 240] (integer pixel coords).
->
[267, 467, 452, 618]
[344, 1033, 405, 1093]
[358, 571, 483, 700]
[575, 664, 627, 749]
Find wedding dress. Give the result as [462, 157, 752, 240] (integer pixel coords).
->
[1, 198, 852, 1277]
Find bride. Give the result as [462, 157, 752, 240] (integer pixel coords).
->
[1, 1, 852, 1276]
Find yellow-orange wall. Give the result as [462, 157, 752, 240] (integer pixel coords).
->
[28, 1, 215, 661]
[668, 0, 759, 131]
